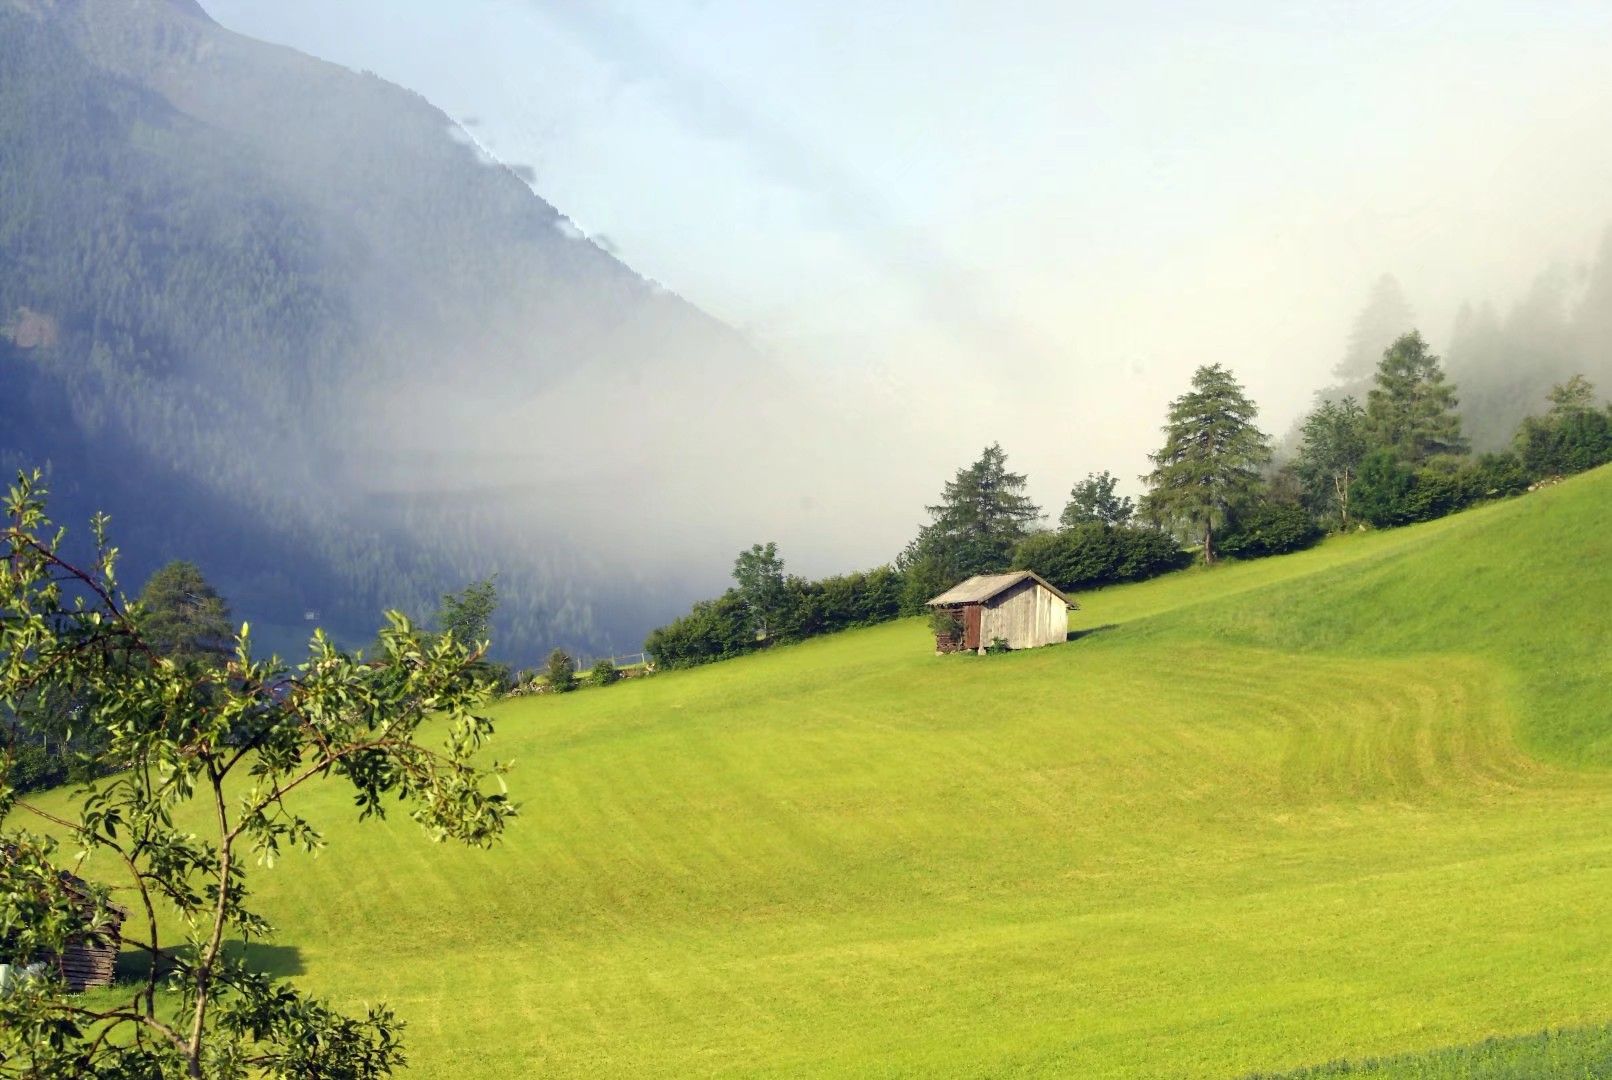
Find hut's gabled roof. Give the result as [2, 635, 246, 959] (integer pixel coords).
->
[925, 571, 1076, 609]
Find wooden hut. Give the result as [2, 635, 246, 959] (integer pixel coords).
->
[0, 848, 126, 991]
[926, 571, 1075, 654]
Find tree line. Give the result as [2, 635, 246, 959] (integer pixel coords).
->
[20, 328, 1601, 692]
[645, 333, 1612, 669]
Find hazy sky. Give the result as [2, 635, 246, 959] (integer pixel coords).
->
[201, 0, 1612, 546]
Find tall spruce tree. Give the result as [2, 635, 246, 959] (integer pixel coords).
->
[1365, 331, 1468, 464]
[136, 560, 234, 665]
[908, 444, 1041, 581]
[1335, 274, 1416, 388]
[1141, 364, 1270, 564]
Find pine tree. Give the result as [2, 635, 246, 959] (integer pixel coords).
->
[1141, 365, 1270, 564]
[1335, 274, 1415, 387]
[1365, 331, 1468, 464]
[546, 648, 577, 693]
[910, 444, 1041, 580]
[136, 560, 234, 665]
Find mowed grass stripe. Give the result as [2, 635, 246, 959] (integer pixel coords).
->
[29, 465, 1612, 1076]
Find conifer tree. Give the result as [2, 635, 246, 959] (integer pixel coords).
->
[1334, 274, 1415, 388]
[1141, 365, 1270, 564]
[906, 444, 1041, 581]
[1365, 331, 1468, 464]
[546, 648, 577, 693]
[136, 560, 234, 665]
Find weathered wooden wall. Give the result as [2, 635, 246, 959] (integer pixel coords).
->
[59, 928, 121, 991]
[1032, 584, 1069, 645]
[979, 581, 1067, 650]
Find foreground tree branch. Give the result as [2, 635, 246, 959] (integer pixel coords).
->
[0, 469, 517, 1078]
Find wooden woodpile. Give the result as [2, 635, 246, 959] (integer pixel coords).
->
[58, 901, 125, 991]
[0, 847, 128, 992]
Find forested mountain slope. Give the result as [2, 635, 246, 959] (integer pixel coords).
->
[0, 0, 787, 656]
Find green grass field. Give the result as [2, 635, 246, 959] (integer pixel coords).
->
[46, 467, 1612, 1076]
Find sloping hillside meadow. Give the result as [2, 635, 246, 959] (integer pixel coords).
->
[51, 467, 1612, 1077]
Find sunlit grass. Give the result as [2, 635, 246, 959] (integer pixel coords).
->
[34, 466, 1612, 1077]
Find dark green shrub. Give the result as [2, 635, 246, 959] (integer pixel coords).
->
[3, 741, 67, 794]
[1219, 504, 1322, 560]
[773, 576, 824, 642]
[1356, 455, 1470, 527]
[1515, 407, 1612, 477]
[1013, 524, 1188, 593]
[1462, 452, 1531, 501]
[1110, 528, 1191, 580]
[589, 659, 619, 687]
[1353, 448, 1529, 533]
[1014, 526, 1115, 588]
[475, 660, 514, 692]
[644, 589, 758, 668]
[899, 553, 954, 616]
[1403, 464, 1465, 522]
[813, 573, 858, 630]
[1352, 450, 1418, 527]
[545, 648, 577, 693]
[646, 565, 908, 670]
[928, 608, 962, 641]
[2, 685, 111, 792]
[857, 566, 905, 623]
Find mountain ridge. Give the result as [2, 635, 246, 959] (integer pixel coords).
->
[0, 0, 792, 657]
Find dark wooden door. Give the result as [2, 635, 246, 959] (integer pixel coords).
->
[963, 604, 982, 651]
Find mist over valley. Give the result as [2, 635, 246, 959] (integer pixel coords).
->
[3, 0, 1610, 661]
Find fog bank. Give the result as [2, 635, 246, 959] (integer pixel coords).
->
[193, 0, 1612, 625]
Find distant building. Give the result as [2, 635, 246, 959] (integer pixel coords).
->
[926, 571, 1075, 654]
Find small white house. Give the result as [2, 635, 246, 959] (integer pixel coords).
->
[925, 571, 1075, 654]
